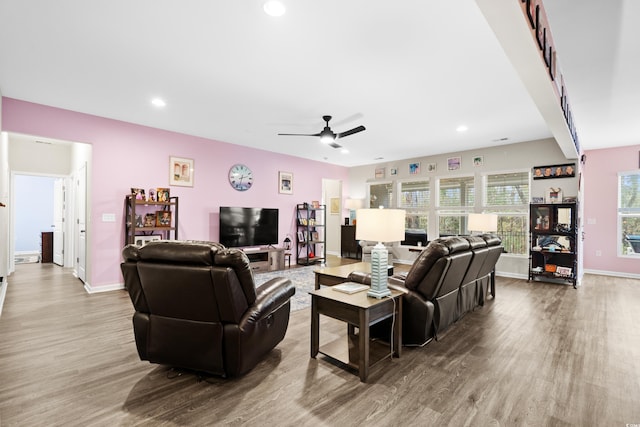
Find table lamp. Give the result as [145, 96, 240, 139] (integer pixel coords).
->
[467, 213, 498, 234]
[355, 207, 406, 298]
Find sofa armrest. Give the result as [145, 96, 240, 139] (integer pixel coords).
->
[241, 278, 295, 327]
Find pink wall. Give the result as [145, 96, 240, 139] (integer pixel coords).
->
[2, 97, 349, 289]
[583, 145, 640, 276]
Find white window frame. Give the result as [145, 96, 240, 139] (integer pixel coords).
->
[618, 170, 640, 258]
[436, 174, 475, 237]
[397, 178, 430, 245]
[482, 169, 530, 256]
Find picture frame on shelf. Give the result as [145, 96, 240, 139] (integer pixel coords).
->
[156, 188, 170, 202]
[409, 162, 420, 175]
[144, 213, 157, 227]
[134, 235, 162, 247]
[278, 171, 293, 195]
[311, 200, 320, 209]
[147, 188, 156, 202]
[447, 157, 461, 171]
[546, 187, 563, 204]
[533, 206, 550, 231]
[131, 188, 146, 201]
[297, 231, 305, 243]
[169, 156, 194, 187]
[156, 210, 172, 227]
[532, 196, 545, 204]
[312, 231, 319, 241]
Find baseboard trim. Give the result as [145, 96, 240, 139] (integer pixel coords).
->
[495, 271, 528, 280]
[84, 281, 124, 294]
[583, 269, 640, 280]
[0, 280, 7, 317]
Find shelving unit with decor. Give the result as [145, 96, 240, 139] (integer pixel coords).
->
[124, 194, 179, 245]
[528, 202, 578, 288]
[296, 202, 326, 265]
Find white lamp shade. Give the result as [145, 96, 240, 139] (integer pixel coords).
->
[355, 208, 406, 242]
[345, 198, 365, 210]
[468, 213, 498, 233]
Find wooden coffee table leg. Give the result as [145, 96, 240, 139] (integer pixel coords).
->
[359, 308, 370, 382]
[311, 296, 319, 358]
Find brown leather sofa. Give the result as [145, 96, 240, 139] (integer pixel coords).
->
[349, 234, 502, 346]
[120, 240, 295, 377]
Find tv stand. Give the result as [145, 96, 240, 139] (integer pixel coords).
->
[241, 247, 285, 272]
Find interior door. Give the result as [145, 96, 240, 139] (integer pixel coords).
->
[76, 164, 87, 283]
[53, 178, 64, 266]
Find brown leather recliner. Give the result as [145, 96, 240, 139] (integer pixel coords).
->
[120, 240, 295, 377]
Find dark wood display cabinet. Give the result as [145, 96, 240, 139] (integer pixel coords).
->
[341, 225, 361, 259]
[529, 202, 578, 288]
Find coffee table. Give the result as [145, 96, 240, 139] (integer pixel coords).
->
[310, 286, 403, 382]
[314, 262, 410, 289]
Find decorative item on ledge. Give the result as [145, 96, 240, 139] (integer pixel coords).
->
[355, 207, 405, 299]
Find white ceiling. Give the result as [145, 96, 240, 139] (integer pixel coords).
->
[0, 0, 637, 167]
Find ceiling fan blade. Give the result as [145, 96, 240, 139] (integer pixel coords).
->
[278, 132, 322, 137]
[337, 125, 366, 138]
[328, 141, 342, 149]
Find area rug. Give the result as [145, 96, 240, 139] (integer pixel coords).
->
[254, 266, 316, 312]
[15, 253, 40, 264]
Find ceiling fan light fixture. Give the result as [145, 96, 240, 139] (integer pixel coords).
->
[456, 125, 468, 132]
[263, 1, 286, 17]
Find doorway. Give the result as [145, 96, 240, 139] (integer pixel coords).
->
[5, 133, 90, 282]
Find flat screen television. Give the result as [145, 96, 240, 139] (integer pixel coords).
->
[219, 206, 279, 248]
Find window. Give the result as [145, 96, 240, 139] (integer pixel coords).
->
[437, 176, 474, 236]
[399, 180, 429, 242]
[619, 172, 640, 256]
[368, 182, 393, 208]
[484, 171, 529, 254]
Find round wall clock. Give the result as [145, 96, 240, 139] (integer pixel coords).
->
[228, 164, 253, 191]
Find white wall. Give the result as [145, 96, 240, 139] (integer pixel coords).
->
[349, 138, 579, 278]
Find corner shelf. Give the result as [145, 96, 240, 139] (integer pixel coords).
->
[296, 203, 326, 265]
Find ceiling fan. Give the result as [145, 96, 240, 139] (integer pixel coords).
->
[278, 115, 365, 148]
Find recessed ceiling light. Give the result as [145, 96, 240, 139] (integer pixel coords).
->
[151, 98, 166, 108]
[264, 1, 286, 17]
[341, 148, 349, 154]
[456, 125, 468, 132]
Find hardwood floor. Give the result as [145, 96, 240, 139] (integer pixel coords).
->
[1, 261, 639, 426]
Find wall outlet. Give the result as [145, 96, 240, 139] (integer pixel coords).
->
[595, 250, 602, 256]
[102, 213, 116, 223]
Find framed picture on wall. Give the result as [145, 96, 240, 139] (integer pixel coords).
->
[447, 157, 461, 171]
[278, 171, 293, 194]
[375, 167, 385, 179]
[409, 162, 420, 175]
[169, 156, 194, 187]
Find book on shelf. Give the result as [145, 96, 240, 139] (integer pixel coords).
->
[332, 282, 369, 294]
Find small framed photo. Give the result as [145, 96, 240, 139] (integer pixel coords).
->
[390, 168, 398, 176]
[144, 213, 157, 227]
[147, 188, 157, 202]
[546, 187, 563, 204]
[447, 157, 461, 171]
[311, 200, 320, 209]
[532, 197, 545, 204]
[131, 188, 146, 201]
[473, 156, 484, 166]
[297, 231, 305, 243]
[375, 167, 385, 179]
[169, 156, 194, 187]
[156, 188, 170, 202]
[409, 162, 421, 175]
[134, 235, 162, 247]
[279, 171, 293, 195]
[312, 231, 319, 241]
[156, 210, 172, 227]
[427, 163, 437, 172]
[533, 163, 576, 180]
[533, 206, 550, 231]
